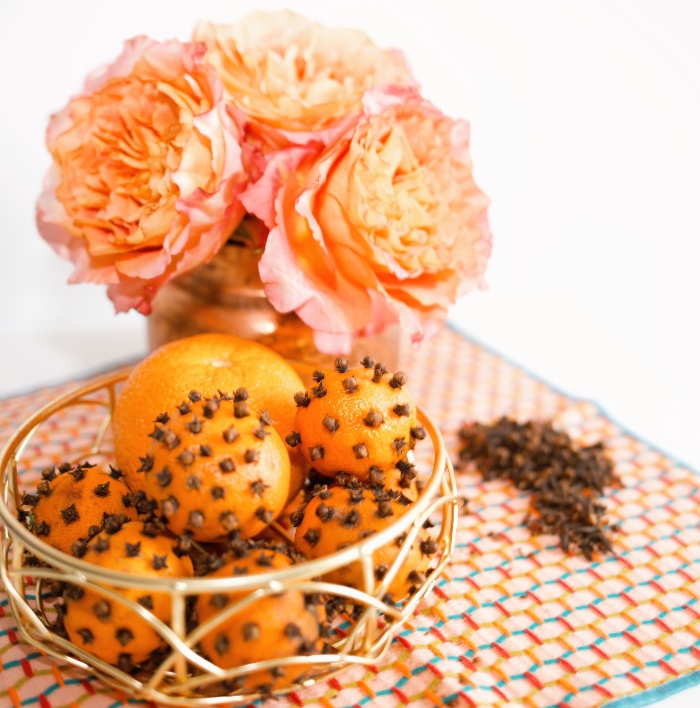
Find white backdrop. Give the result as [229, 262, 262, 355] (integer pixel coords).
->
[2, 1, 699, 459]
[0, 2, 699, 705]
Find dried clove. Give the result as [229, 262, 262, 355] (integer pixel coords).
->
[457, 417, 620, 560]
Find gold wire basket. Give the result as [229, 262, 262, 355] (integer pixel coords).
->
[0, 368, 459, 705]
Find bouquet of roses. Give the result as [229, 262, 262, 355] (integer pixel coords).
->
[37, 10, 491, 353]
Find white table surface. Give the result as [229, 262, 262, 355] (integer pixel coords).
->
[1, 1, 698, 706]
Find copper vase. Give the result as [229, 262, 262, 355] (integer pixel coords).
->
[147, 244, 400, 370]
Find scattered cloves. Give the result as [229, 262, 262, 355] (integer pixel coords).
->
[456, 417, 620, 559]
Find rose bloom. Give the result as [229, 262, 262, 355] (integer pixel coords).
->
[194, 11, 415, 230]
[37, 37, 245, 314]
[193, 10, 414, 136]
[259, 86, 492, 354]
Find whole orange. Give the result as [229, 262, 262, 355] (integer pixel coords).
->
[112, 334, 306, 499]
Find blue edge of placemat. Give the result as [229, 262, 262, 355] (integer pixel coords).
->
[1, 323, 698, 708]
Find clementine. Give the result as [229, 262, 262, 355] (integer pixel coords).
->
[290, 358, 422, 480]
[196, 549, 324, 691]
[28, 463, 137, 556]
[62, 521, 193, 667]
[294, 486, 435, 600]
[143, 389, 290, 541]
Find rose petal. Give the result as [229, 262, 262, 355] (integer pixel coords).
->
[240, 145, 315, 228]
[260, 223, 372, 334]
[313, 330, 354, 356]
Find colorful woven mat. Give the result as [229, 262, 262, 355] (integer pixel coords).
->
[1, 327, 699, 708]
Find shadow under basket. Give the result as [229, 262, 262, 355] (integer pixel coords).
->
[0, 369, 459, 705]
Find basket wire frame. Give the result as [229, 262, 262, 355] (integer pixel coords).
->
[0, 368, 459, 705]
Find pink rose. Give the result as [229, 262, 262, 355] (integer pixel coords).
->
[259, 86, 492, 353]
[37, 36, 246, 314]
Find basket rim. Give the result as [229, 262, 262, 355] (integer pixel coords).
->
[0, 367, 451, 593]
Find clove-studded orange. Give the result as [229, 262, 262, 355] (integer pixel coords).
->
[289, 357, 425, 481]
[196, 548, 325, 692]
[112, 333, 308, 501]
[25, 463, 138, 556]
[294, 485, 435, 600]
[143, 389, 290, 541]
[62, 521, 193, 668]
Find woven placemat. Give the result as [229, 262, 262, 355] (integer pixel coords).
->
[1, 327, 698, 708]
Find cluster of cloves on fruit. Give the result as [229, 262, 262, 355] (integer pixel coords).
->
[18, 461, 197, 672]
[456, 417, 621, 559]
[57, 520, 194, 668]
[17, 355, 437, 695]
[139, 387, 290, 542]
[19, 462, 140, 556]
[288, 356, 426, 481]
[195, 542, 328, 694]
[284, 357, 437, 599]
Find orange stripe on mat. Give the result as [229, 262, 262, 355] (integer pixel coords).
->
[52, 665, 65, 687]
[8, 687, 21, 708]
[394, 660, 412, 679]
[424, 688, 443, 706]
[558, 678, 578, 694]
[429, 642, 446, 660]
[358, 679, 375, 699]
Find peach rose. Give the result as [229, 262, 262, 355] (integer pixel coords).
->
[37, 36, 246, 314]
[194, 11, 415, 231]
[193, 11, 414, 137]
[259, 86, 492, 353]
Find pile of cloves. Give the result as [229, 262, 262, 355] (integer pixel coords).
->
[456, 417, 621, 559]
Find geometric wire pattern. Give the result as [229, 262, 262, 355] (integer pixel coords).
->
[1, 327, 699, 707]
